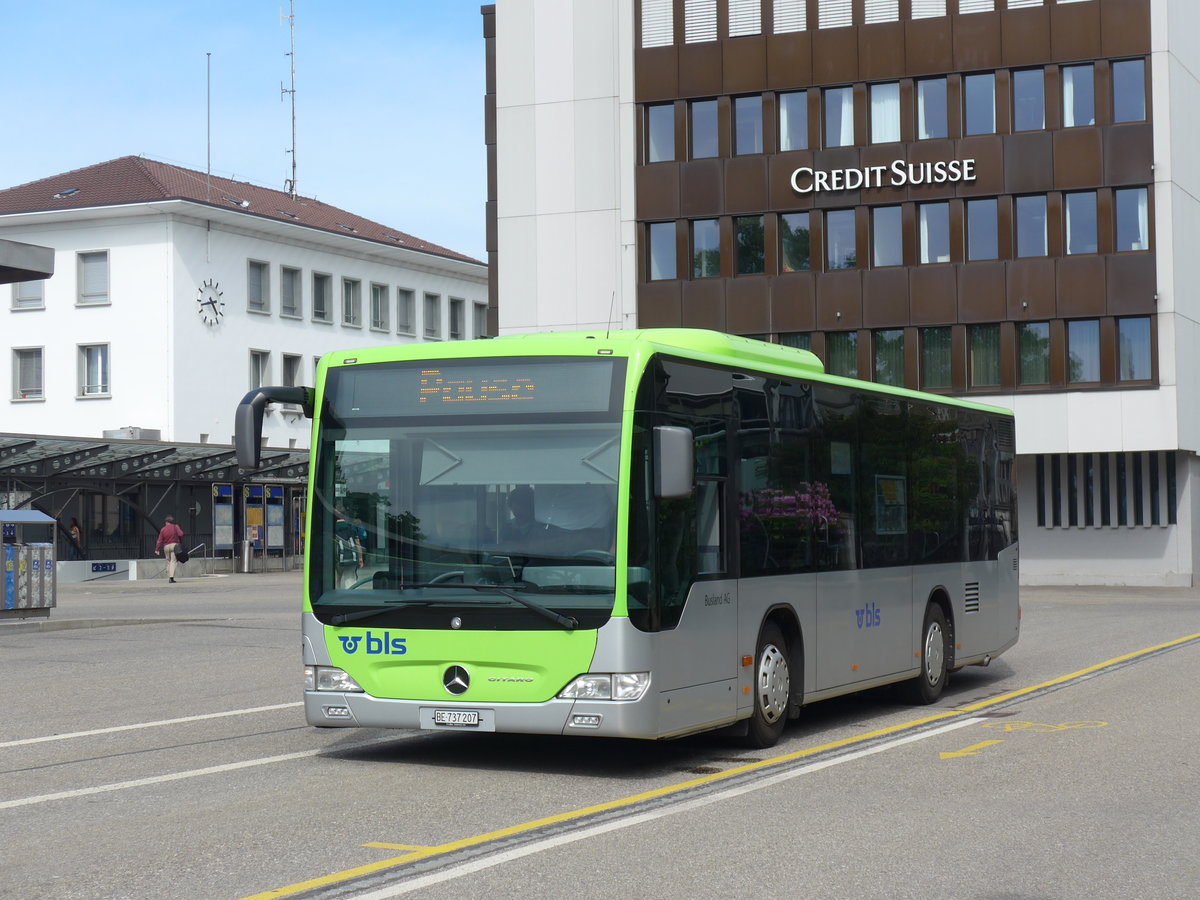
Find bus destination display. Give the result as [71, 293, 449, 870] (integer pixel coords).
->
[418, 368, 536, 405]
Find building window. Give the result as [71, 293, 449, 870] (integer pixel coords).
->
[729, 0, 762, 36]
[78, 251, 109, 305]
[920, 327, 951, 389]
[649, 221, 677, 281]
[12, 280, 44, 310]
[872, 206, 903, 267]
[312, 273, 332, 322]
[818, 0, 852, 28]
[341, 278, 362, 327]
[280, 266, 301, 317]
[646, 104, 674, 163]
[913, 0, 947, 17]
[449, 298, 465, 340]
[641, 0, 673, 47]
[397, 288, 415, 335]
[1018, 321, 1050, 385]
[282, 353, 302, 387]
[827, 332, 857, 378]
[1016, 195, 1048, 257]
[1012, 68, 1045, 131]
[870, 82, 900, 144]
[967, 198, 998, 261]
[864, 1, 900, 25]
[692, 219, 721, 277]
[779, 91, 808, 151]
[917, 78, 947, 140]
[780, 212, 810, 272]
[1113, 59, 1146, 123]
[12, 348, 43, 400]
[873, 330, 904, 386]
[1067, 320, 1100, 383]
[824, 86, 854, 147]
[474, 302, 488, 339]
[734, 96, 763, 155]
[1115, 187, 1149, 251]
[963, 72, 996, 135]
[825, 209, 857, 269]
[774, 0, 807, 33]
[1065, 192, 1098, 255]
[684, 0, 717, 42]
[1062, 64, 1095, 127]
[1118, 317, 1151, 381]
[969, 324, 1000, 387]
[247, 260, 269, 312]
[370, 283, 389, 330]
[919, 202, 950, 264]
[780, 332, 810, 350]
[735, 216, 765, 274]
[78, 344, 110, 397]
[690, 99, 718, 159]
[249, 350, 270, 390]
[424, 293, 441, 339]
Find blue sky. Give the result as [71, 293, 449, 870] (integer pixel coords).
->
[0, 1, 488, 260]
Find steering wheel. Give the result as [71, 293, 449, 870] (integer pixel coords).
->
[575, 550, 615, 565]
[429, 570, 466, 584]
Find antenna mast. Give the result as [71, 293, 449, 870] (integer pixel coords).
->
[206, 52, 212, 202]
[281, 0, 297, 199]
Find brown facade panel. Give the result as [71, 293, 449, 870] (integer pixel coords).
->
[953, 11, 1003, 73]
[862, 144, 910, 205]
[769, 151, 815, 211]
[812, 147, 863, 208]
[959, 261, 1006, 323]
[862, 268, 911, 329]
[678, 41, 723, 98]
[1001, 5, 1051, 69]
[910, 265, 958, 325]
[956, 135, 1004, 198]
[679, 159, 725, 218]
[724, 156, 769, 215]
[811, 24, 858, 86]
[636, 164, 681, 220]
[1050, 0, 1102, 64]
[723, 35, 767, 95]
[638, 280, 683, 328]
[905, 16, 953, 77]
[1007, 258, 1057, 321]
[907, 141, 958, 202]
[725, 276, 771, 335]
[858, 21, 906, 83]
[815, 270, 862, 331]
[1100, 0, 1152, 59]
[485, 200, 497, 254]
[635, 47, 678, 102]
[1052, 127, 1103, 190]
[771, 273, 817, 333]
[765, 33, 813, 90]
[1104, 124, 1154, 186]
[681, 279, 727, 331]
[1106, 253, 1156, 316]
[1004, 132, 1054, 195]
[1056, 255, 1107, 319]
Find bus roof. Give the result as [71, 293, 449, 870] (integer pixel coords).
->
[324, 328, 1013, 418]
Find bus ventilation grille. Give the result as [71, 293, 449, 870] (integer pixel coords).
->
[964, 582, 981, 614]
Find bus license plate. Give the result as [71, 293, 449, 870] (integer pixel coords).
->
[433, 709, 480, 727]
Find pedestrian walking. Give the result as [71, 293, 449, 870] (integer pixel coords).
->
[154, 516, 185, 583]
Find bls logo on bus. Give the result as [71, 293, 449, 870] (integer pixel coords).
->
[337, 631, 407, 655]
[855, 602, 881, 629]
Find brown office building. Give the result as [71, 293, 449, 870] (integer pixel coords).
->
[485, 0, 1199, 586]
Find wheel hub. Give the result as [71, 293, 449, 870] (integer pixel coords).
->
[924, 622, 944, 686]
[757, 643, 790, 724]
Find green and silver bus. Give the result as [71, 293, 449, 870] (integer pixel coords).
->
[236, 329, 1018, 747]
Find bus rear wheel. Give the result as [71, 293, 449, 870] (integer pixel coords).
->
[901, 603, 949, 705]
[746, 621, 790, 748]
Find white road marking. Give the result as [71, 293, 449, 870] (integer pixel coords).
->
[351, 716, 986, 898]
[0, 702, 304, 749]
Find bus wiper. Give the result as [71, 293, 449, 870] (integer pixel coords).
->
[326, 583, 578, 631]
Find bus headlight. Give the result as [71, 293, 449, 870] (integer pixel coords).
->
[558, 673, 649, 701]
[305, 665, 365, 693]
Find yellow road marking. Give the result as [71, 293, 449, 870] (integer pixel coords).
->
[242, 630, 1200, 900]
[939, 739, 1005, 760]
[362, 844, 434, 853]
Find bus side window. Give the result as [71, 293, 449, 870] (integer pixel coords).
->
[695, 480, 724, 574]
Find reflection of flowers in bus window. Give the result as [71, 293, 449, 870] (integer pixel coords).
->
[740, 483, 840, 535]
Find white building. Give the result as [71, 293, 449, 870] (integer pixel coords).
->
[485, 0, 1199, 586]
[2, 155, 488, 449]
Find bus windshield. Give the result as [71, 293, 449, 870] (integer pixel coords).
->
[309, 357, 624, 631]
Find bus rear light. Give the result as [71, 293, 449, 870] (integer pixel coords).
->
[559, 673, 649, 701]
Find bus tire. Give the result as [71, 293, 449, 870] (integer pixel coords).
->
[901, 603, 949, 705]
[746, 620, 790, 748]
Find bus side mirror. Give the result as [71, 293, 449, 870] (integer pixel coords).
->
[653, 425, 694, 499]
[234, 386, 313, 469]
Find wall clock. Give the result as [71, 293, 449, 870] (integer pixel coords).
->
[197, 279, 225, 325]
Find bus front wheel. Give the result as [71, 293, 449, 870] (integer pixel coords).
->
[746, 621, 790, 748]
[901, 603, 950, 705]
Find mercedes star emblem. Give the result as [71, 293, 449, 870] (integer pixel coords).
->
[443, 665, 470, 695]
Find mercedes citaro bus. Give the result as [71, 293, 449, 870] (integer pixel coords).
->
[236, 329, 1018, 747]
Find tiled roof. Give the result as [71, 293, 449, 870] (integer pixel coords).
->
[0, 155, 481, 266]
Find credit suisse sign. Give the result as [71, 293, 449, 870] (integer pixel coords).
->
[791, 158, 977, 194]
